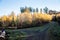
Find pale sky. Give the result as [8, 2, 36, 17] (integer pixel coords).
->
[0, 0, 60, 16]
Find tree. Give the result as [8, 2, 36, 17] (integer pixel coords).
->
[16, 15, 19, 28]
[43, 7, 48, 13]
[20, 7, 25, 13]
[11, 11, 14, 21]
[28, 7, 33, 12]
[40, 8, 42, 13]
[49, 10, 57, 14]
[1, 15, 8, 27]
[33, 9, 35, 12]
[36, 8, 38, 12]
[10, 11, 15, 27]
[0, 18, 2, 27]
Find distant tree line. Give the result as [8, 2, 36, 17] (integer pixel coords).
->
[20, 6, 58, 14]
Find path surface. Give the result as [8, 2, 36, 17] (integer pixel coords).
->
[5, 22, 58, 40]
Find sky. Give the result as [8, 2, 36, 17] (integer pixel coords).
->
[0, 0, 60, 16]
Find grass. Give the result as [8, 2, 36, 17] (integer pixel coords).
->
[5, 22, 60, 40]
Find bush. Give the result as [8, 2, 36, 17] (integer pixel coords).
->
[0, 12, 53, 28]
[18, 12, 32, 28]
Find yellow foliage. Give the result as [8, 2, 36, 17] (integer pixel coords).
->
[38, 14, 52, 21]
[24, 8, 30, 13]
[56, 14, 60, 21]
[7, 14, 17, 22]
[32, 13, 39, 21]
[7, 16, 12, 22]
[0, 12, 53, 23]
[14, 16, 17, 21]
[1, 15, 7, 22]
[19, 12, 32, 24]
[56, 14, 60, 17]
[33, 13, 52, 21]
[32, 13, 53, 22]
[0, 17, 1, 21]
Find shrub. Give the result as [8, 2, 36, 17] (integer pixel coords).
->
[18, 12, 32, 28]
[32, 13, 42, 26]
[56, 14, 60, 24]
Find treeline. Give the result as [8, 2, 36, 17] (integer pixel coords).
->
[0, 8, 60, 28]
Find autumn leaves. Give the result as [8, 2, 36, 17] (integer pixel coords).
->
[0, 11, 60, 28]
